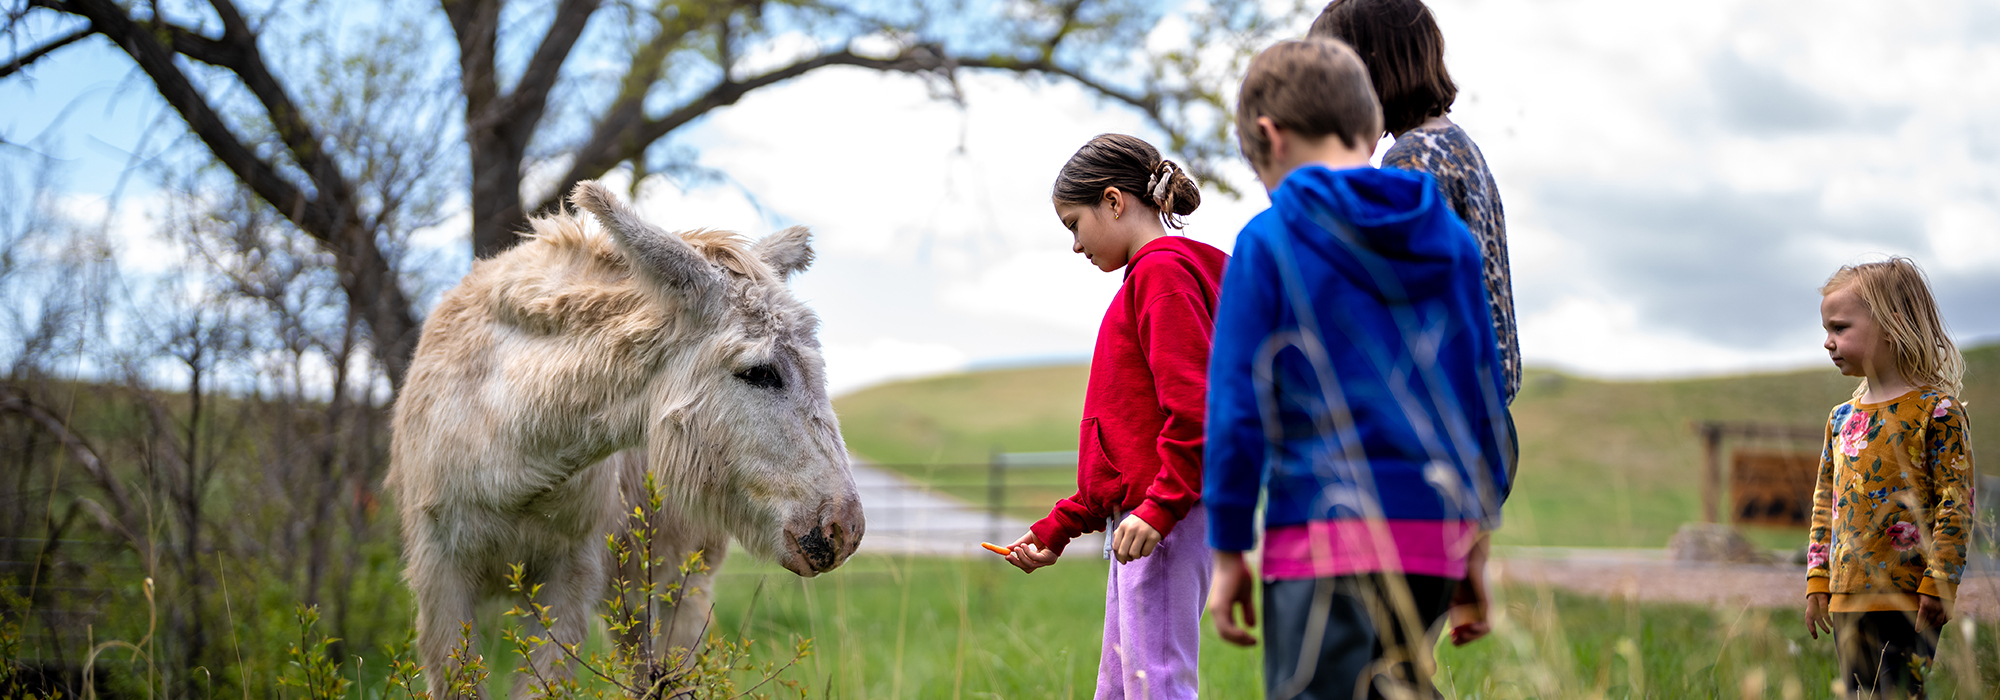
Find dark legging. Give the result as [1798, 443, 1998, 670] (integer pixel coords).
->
[1832, 611, 1936, 699]
[1262, 574, 1458, 700]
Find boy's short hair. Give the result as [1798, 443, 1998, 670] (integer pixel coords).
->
[1309, 0, 1457, 136]
[1235, 39, 1383, 171]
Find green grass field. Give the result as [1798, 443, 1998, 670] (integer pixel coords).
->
[449, 346, 2000, 697]
[833, 344, 2000, 549]
[77, 348, 1997, 698]
[703, 553, 1998, 699]
[223, 546, 1994, 699]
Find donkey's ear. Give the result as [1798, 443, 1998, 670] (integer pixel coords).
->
[754, 226, 814, 281]
[571, 181, 722, 304]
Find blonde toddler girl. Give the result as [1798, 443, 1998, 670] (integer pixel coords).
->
[1805, 256, 1973, 699]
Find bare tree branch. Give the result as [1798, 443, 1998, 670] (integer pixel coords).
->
[498, 0, 599, 130]
[54, 0, 422, 386]
[529, 42, 1172, 218]
[443, 0, 500, 123]
[195, 0, 364, 218]
[11, 0, 1283, 385]
[0, 24, 91, 80]
[531, 41, 944, 217]
[452, 0, 606, 257]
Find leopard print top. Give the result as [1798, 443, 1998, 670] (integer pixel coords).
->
[1383, 123, 1520, 402]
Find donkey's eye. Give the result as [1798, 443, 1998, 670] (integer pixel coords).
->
[735, 365, 784, 390]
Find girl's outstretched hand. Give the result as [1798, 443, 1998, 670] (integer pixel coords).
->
[1207, 551, 1259, 646]
[1111, 514, 1164, 563]
[1805, 592, 1832, 639]
[1005, 531, 1059, 573]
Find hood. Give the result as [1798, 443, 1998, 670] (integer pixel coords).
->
[1125, 234, 1229, 282]
[1269, 165, 1469, 303]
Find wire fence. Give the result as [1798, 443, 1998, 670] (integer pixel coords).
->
[852, 452, 1105, 557]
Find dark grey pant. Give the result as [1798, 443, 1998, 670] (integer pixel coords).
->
[1832, 611, 1936, 699]
[1262, 574, 1457, 700]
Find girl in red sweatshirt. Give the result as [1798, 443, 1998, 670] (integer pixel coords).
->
[1003, 133, 1227, 700]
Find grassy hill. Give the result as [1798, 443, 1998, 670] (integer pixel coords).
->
[834, 363, 1090, 465]
[834, 344, 1999, 548]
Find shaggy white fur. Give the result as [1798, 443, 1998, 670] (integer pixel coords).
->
[386, 181, 862, 697]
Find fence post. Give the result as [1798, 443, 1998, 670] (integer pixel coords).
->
[1699, 422, 1722, 524]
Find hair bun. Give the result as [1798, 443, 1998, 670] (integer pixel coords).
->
[1154, 160, 1201, 227]
[1051, 134, 1199, 228]
[1147, 162, 1176, 204]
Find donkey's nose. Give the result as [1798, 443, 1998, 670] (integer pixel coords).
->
[793, 497, 864, 573]
[796, 523, 842, 572]
[831, 495, 864, 561]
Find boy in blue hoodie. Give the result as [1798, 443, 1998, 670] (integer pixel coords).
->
[1203, 39, 1511, 700]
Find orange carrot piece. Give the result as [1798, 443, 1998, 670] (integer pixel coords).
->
[980, 542, 1011, 555]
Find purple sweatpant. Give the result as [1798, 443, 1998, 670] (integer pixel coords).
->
[1098, 507, 1213, 700]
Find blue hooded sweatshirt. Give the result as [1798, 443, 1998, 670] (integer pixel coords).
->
[1204, 165, 1511, 553]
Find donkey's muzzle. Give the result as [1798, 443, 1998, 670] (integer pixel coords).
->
[797, 523, 842, 571]
[784, 496, 864, 576]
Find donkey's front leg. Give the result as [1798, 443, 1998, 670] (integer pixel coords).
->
[411, 554, 484, 700]
[510, 547, 607, 699]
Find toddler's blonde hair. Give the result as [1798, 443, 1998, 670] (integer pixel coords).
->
[1820, 256, 1963, 397]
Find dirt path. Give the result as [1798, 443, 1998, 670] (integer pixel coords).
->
[848, 461, 1111, 558]
[1495, 548, 2000, 621]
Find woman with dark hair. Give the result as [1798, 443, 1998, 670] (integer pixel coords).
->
[1311, 0, 1516, 402]
[1311, 0, 1518, 650]
[1000, 133, 1226, 700]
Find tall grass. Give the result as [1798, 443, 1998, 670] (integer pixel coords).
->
[1434, 580, 2000, 698]
[6, 473, 818, 700]
[12, 546, 1992, 698]
[706, 552, 1998, 699]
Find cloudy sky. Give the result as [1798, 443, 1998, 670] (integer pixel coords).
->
[7, 0, 1999, 395]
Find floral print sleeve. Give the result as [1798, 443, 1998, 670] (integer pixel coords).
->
[1806, 405, 1839, 593]
[1922, 397, 1973, 598]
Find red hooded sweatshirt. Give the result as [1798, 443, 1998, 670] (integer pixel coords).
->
[1030, 236, 1228, 555]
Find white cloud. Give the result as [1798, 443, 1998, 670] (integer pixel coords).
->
[54, 191, 181, 278]
[666, 68, 1271, 391]
[653, 1, 2000, 388]
[821, 337, 968, 396]
[941, 249, 1124, 333]
[1926, 201, 2000, 272]
[1519, 294, 1825, 379]
[1428, 0, 2000, 376]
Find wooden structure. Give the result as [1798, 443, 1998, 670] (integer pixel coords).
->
[1730, 450, 1819, 526]
[1692, 421, 1823, 524]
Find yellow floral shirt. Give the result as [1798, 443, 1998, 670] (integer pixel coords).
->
[1806, 387, 1973, 610]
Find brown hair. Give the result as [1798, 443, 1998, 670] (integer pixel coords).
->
[1820, 257, 1963, 397]
[1052, 134, 1202, 229]
[1310, 0, 1457, 136]
[1234, 39, 1382, 171]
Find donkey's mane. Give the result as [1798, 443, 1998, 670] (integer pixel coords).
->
[524, 209, 776, 282]
[481, 208, 791, 340]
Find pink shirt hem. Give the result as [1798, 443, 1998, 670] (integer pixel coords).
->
[1261, 519, 1477, 581]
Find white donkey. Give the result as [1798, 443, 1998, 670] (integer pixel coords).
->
[387, 181, 863, 695]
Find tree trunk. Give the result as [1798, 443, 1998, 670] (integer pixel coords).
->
[332, 222, 421, 388]
[469, 130, 531, 259]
